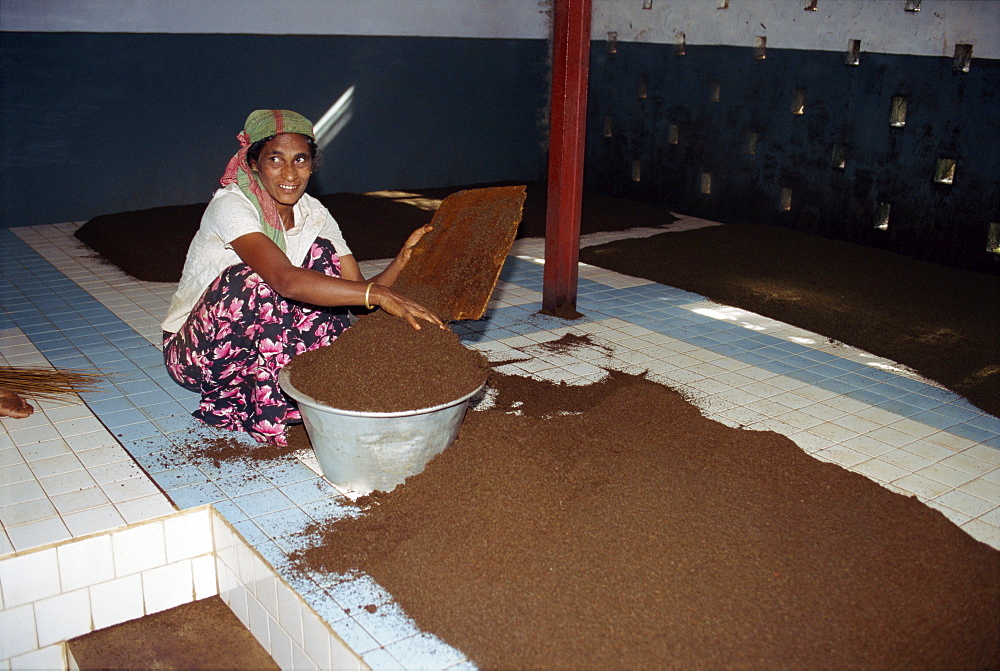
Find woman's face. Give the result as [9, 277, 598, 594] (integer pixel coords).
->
[250, 133, 313, 209]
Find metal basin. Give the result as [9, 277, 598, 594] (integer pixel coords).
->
[279, 368, 482, 495]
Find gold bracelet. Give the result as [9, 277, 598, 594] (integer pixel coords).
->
[364, 282, 375, 310]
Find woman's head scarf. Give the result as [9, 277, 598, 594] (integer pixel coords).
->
[220, 109, 316, 251]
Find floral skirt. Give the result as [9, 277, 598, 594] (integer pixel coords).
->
[163, 238, 352, 446]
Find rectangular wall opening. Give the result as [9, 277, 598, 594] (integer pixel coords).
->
[668, 124, 680, 145]
[934, 158, 957, 185]
[845, 39, 861, 66]
[780, 188, 793, 211]
[831, 144, 847, 170]
[890, 96, 908, 127]
[875, 202, 891, 230]
[746, 132, 758, 155]
[701, 173, 712, 195]
[603, 116, 613, 138]
[631, 159, 642, 182]
[754, 36, 767, 60]
[954, 44, 973, 73]
[791, 88, 806, 115]
[988, 223, 1000, 254]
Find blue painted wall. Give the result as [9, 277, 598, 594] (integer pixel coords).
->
[0, 32, 549, 227]
[2, 3, 998, 274]
[585, 41, 1000, 273]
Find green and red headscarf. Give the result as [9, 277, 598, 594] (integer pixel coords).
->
[220, 109, 315, 252]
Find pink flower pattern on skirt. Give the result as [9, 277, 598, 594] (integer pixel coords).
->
[163, 238, 352, 446]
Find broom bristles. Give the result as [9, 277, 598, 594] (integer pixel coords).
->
[0, 366, 104, 401]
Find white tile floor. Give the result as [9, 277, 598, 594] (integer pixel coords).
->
[0, 329, 174, 555]
[1, 217, 998, 669]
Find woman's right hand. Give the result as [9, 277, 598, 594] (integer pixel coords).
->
[373, 285, 446, 331]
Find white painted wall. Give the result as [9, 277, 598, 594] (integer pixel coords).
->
[594, 0, 1000, 59]
[0, 0, 552, 38]
[2, 0, 997, 58]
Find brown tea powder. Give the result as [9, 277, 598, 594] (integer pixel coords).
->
[284, 310, 488, 413]
[292, 370, 1000, 669]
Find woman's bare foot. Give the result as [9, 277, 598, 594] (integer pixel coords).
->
[0, 389, 34, 419]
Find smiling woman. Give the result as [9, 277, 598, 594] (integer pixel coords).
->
[161, 109, 444, 447]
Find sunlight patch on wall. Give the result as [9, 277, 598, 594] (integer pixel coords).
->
[314, 86, 355, 151]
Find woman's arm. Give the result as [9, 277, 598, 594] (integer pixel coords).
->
[230, 232, 444, 329]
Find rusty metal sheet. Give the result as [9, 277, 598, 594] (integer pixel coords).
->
[392, 185, 526, 322]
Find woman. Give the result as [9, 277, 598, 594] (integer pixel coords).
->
[162, 109, 442, 446]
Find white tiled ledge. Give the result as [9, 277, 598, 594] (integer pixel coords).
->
[0, 505, 365, 671]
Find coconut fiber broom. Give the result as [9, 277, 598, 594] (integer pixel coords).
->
[0, 366, 104, 402]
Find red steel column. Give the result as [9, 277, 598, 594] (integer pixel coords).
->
[543, 0, 592, 314]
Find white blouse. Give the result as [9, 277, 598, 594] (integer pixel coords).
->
[162, 183, 352, 333]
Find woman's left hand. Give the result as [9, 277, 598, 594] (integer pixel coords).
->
[362, 224, 434, 290]
[397, 225, 433, 266]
